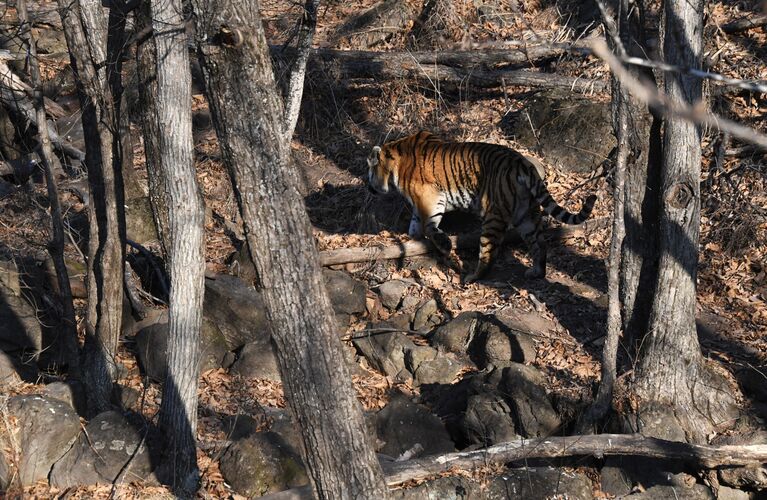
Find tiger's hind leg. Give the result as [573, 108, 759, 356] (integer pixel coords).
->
[465, 208, 505, 283]
[514, 205, 547, 279]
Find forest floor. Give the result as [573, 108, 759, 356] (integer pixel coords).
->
[1, 0, 766, 498]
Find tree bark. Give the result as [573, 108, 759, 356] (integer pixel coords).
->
[282, 0, 319, 141]
[188, 2, 390, 498]
[58, 0, 127, 415]
[136, 0, 205, 493]
[17, 0, 80, 379]
[632, 0, 738, 441]
[136, 3, 171, 256]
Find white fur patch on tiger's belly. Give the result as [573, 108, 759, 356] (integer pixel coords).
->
[443, 190, 476, 211]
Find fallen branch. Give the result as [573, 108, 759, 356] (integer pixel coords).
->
[591, 40, 767, 150]
[721, 13, 767, 33]
[319, 217, 608, 267]
[274, 46, 607, 93]
[0, 52, 86, 163]
[262, 433, 767, 499]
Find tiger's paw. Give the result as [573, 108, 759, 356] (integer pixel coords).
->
[431, 233, 452, 255]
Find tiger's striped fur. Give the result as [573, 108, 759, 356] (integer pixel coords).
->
[367, 131, 597, 282]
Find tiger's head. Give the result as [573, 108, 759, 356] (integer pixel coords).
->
[366, 144, 396, 194]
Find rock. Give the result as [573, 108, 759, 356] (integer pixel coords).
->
[230, 341, 282, 382]
[203, 274, 271, 351]
[431, 311, 482, 355]
[42, 380, 87, 415]
[0, 350, 38, 384]
[377, 280, 410, 310]
[404, 345, 437, 374]
[500, 363, 561, 437]
[8, 395, 80, 485]
[627, 484, 715, 500]
[462, 392, 518, 446]
[219, 432, 308, 497]
[50, 411, 159, 487]
[0, 260, 43, 354]
[599, 458, 633, 497]
[134, 318, 229, 382]
[353, 325, 416, 384]
[412, 299, 438, 331]
[471, 315, 536, 368]
[716, 485, 751, 500]
[322, 269, 367, 315]
[503, 89, 617, 173]
[393, 467, 593, 499]
[412, 356, 466, 386]
[113, 384, 141, 410]
[400, 294, 420, 312]
[375, 394, 454, 458]
[0, 449, 10, 491]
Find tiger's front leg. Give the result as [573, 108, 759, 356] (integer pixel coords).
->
[415, 195, 450, 255]
[408, 212, 423, 239]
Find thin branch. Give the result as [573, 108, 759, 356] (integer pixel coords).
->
[591, 40, 767, 150]
[18, 0, 81, 379]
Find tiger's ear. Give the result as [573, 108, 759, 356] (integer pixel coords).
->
[367, 146, 381, 167]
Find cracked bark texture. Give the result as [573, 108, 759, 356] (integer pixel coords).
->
[58, 0, 128, 415]
[633, 0, 738, 441]
[188, 1, 390, 498]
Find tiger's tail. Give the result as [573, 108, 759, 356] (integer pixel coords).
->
[526, 169, 596, 225]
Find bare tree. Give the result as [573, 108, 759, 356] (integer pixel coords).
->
[17, 0, 80, 379]
[187, 1, 390, 497]
[135, 0, 205, 493]
[57, 0, 130, 414]
[629, 0, 738, 440]
[282, 0, 320, 141]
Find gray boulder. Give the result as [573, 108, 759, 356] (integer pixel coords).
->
[432, 311, 535, 368]
[462, 392, 519, 446]
[377, 280, 410, 310]
[431, 311, 482, 354]
[353, 326, 416, 384]
[322, 269, 367, 316]
[412, 299, 439, 331]
[50, 411, 158, 487]
[42, 381, 87, 415]
[229, 341, 282, 382]
[393, 467, 593, 499]
[500, 363, 561, 437]
[134, 317, 229, 382]
[8, 395, 80, 485]
[375, 394, 454, 458]
[411, 356, 466, 386]
[203, 274, 271, 351]
[505, 89, 616, 173]
[219, 431, 308, 497]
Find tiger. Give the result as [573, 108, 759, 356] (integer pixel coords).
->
[366, 131, 597, 282]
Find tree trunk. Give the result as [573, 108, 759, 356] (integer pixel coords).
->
[282, 0, 319, 141]
[613, 0, 662, 349]
[58, 0, 127, 415]
[135, 0, 206, 493]
[188, 2, 390, 498]
[136, 2, 171, 256]
[632, 0, 738, 441]
[17, 0, 80, 379]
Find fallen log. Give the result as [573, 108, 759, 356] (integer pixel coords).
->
[262, 433, 767, 499]
[721, 13, 767, 33]
[272, 46, 607, 94]
[318, 217, 608, 267]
